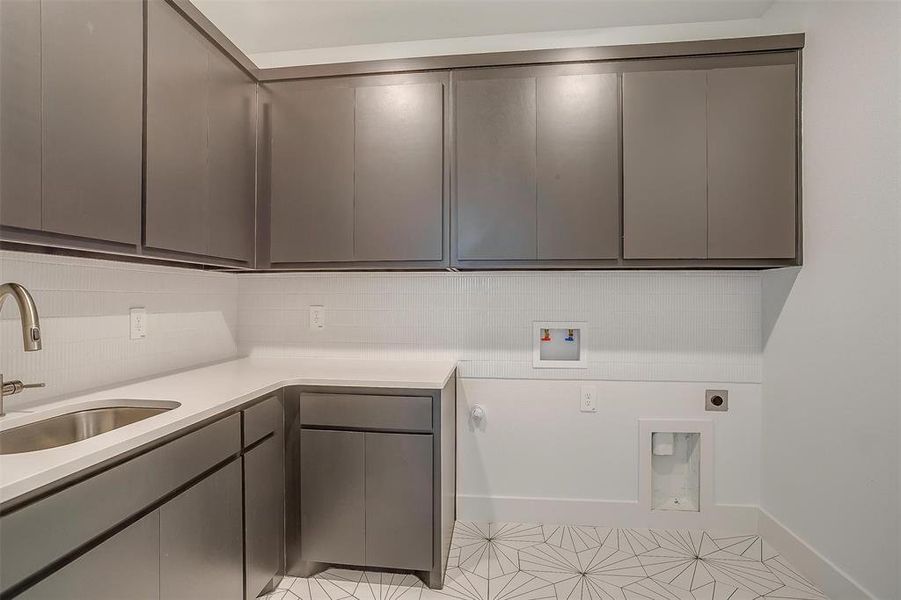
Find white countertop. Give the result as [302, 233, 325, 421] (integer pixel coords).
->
[0, 357, 456, 505]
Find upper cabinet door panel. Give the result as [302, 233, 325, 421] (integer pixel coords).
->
[41, 0, 142, 245]
[537, 72, 620, 260]
[354, 82, 444, 262]
[146, 0, 210, 256]
[208, 51, 256, 262]
[623, 70, 708, 259]
[0, 0, 41, 230]
[456, 75, 537, 260]
[269, 84, 354, 263]
[707, 64, 797, 259]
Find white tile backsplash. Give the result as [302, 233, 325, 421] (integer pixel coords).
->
[0, 249, 762, 408]
[238, 270, 762, 382]
[0, 251, 238, 409]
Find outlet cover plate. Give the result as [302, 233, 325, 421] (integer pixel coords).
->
[309, 305, 325, 330]
[129, 308, 147, 340]
[705, 389, 728, 412]
[580, 385, 597, 412]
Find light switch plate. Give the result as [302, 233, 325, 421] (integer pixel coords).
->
[130, 308, 147, 340]
[309, 305, 325, 330]
[580, 385, 597, 412]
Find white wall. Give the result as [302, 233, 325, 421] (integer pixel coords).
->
[240, 271, 765, 524]
[457, 378, 760, 527]
[0, 251, 239, 410]
[758, 2, 901, 599]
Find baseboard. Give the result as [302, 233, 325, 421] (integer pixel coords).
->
[456, 494, 759, 532]
[758, 507, 877, 600]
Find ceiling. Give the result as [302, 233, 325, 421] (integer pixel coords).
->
[194, 0, 775, 61]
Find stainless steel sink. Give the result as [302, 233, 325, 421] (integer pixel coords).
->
[0, 401, 180, 455]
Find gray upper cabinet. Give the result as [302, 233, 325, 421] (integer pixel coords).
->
[146, 0, 210, 256]
[266, 74, 447, 266]
[707, 64, 797, 259]
[209, 50, 257, 262]
[0, 0, 41, 230]
[146, 0, 255, 263]
[455, 74, 537, 260]
[454, 66, 621, 265]
[623, 69, 708, 259]
[623, 59, 798, 262]
[354, 83, 444, 261]
[269, 84, 355, 263]
[41, 0, 142, 245]
[537, 72, 620, 260]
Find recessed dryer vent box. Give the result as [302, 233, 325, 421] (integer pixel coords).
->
[533, 321, 587, 368]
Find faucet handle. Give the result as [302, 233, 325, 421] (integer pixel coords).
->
[1, 380, 45, 396]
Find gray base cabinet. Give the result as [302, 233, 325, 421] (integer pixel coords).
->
[364, 433, 433, 570]
[289, 379, 456, 589]
[160, 460, 244, 600]
[243, 395, 287, 600]
[20, 511, 161, 600]
[299, 429, 366, 565]
[0, 407, 282, 600]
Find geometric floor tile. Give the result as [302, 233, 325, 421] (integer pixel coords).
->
[261, 522, 828, 600]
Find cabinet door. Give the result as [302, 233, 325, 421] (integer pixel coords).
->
[0, 0, 41, 229]
[146, 0, 209, 255]
[209, 50, 256, 262]
[300, 429, 364, 565]
[364, 433, 433, 570]
[537, 72, 619, 259]
[708, 64, 797, 259]
[21, 511, 160, 600]
[269, 84, 355, 263]
[354, 82, 444, 261]
[623, 70, 708, 259]
[41, 0, 142, 245]
[245, 434, 285, 599]
[160, 460, 243, 600]
[456, 75, 537, 260]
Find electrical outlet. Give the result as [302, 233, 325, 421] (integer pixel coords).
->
[130, 307, 147, 340]
[309, 305, 325, 330]
[580, 385, 597, 412]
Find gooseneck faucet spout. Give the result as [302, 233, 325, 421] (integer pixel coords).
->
[0, 282, 42, 351]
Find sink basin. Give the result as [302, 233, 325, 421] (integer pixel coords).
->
[0, 400, 180, 455]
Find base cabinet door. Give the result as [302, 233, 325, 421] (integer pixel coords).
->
[300, 429, 365, 565]
[20, 511, 160, 600]
[245, 434, 285, 599]
[364, 433, 433, 570]
[160, 460, 244, 600]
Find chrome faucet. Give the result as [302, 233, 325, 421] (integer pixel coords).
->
[0, 282, 45, 416]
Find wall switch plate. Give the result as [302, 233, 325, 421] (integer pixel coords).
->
[129, 308, 147, 340]
[580, 385, 597, 412]
[705, 389, 728, 412]
[309, 305, 325, 330]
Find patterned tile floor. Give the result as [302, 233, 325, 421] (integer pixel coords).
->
[263, 522, 828, 600]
